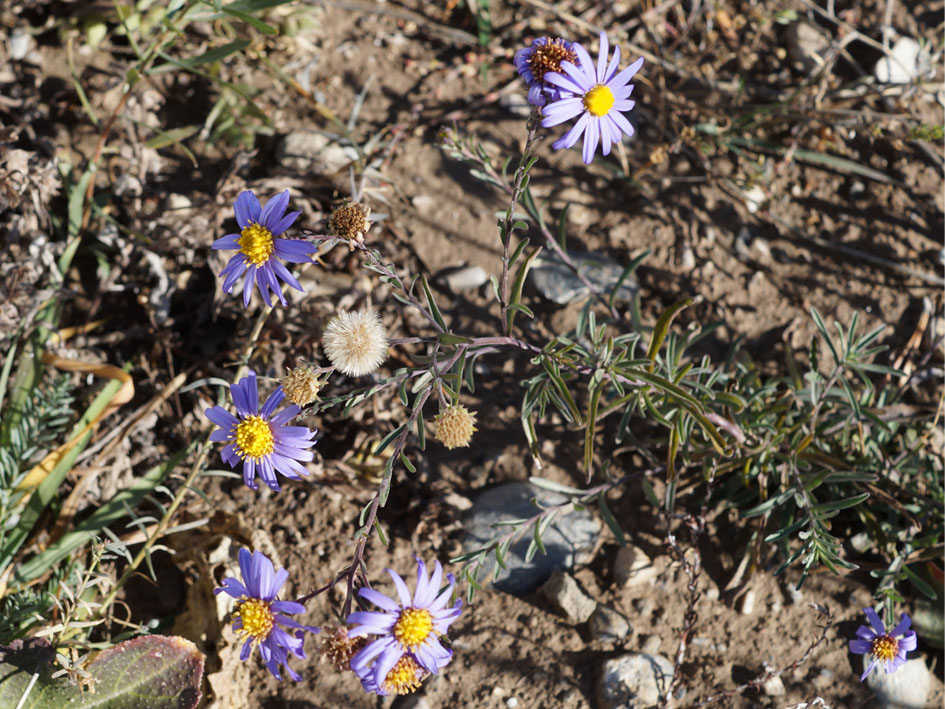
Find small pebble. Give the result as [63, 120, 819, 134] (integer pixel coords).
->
[740, 590, 756, 615]
[506, 698, 519, 708]
[763, 674, 786, 697]
[640, 634, 661, 655]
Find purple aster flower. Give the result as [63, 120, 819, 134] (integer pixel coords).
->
[347, 558, 462, 696]
[513, 36, 579, 106]
[205, 369, 317, 491]
[212, 189, 317, 307]
[214, 547, 319, 681]
[849, 607, 917, 681]
[541, 31, 644, 164]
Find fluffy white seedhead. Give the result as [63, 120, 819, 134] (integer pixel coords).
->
[322, 310, 388, 377]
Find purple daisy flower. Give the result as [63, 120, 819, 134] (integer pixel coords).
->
[347, 558, 462, 696]
[849, 607, 917, 681]
[513, 36, 579, 106]
[205, 369, 317, 491]
[212, 189, 317, 307]
[214, 547, 319, 681]
[541, 31, 644, 164]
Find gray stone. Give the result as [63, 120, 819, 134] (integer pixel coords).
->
[462, 482, 601, 595]
[787, 21, 831, 73]
[911, 598, 944, 649]
[540, 570, 597, 624]
[614, 545, 657, 588]
[589, 605, 631, 642]
[277, 132, 355, 174]
[598, 653, 675, 709]
[530, 251, 639, 305]
[500, 92, 533, 118]
[436, 265, 489, 292]
[640, 634, 661, 655]
[865, 657, 931, 709]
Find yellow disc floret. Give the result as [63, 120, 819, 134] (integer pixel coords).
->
[871, 635, 899, 662]
[584, 85, 615, 117]
[235, 415, 275, 460]
[382, 655, 426, 695]
[393, 607, 434, 650]
[235, 597, 274, 644]
[237, 222, 275, 266]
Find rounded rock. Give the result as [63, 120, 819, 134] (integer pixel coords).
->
[598, 653, 675, 709]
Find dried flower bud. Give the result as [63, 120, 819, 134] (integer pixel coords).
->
[433, 404, 477, 450]
[322, 309, 388, 377]
[328, 201, 372, 250]
[319, 626, 367, 672]
[280, 364, 322, 407]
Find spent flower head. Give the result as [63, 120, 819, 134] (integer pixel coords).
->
[205, 370, 317, 491]
[319, 625, 368, 672]
[280, 364, 323, 408]
[433, 404, 477, 450]
[347, 557, 462, 696]
[214, 547, 319, 681]
[849, 607, 917, 681]
[329, 201, 373, 251]
[541, 32, 644, 164]
[213, 189, 317, 307]
[514, 36, 579, 106]
[322, 309, 389, 377]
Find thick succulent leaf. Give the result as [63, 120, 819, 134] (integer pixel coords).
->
[0, 635, 204, 708]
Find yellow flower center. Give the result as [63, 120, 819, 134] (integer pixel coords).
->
[382, 655, 425, 695]
[235, 415, 275, 460]
[584, 84, 614, 117]
[871, 634, 899, 662]
[393, 607, 434, 650]
[235, 597, 274, 643]
[238, 222, 274, 266]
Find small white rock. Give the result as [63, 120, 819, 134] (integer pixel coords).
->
[740, 589, 756, 615]
[874, 37, 932, 84]
[865, 657, 931, 709]
[762, 674, 786, 697]
[438, 265, 489, 292]
[743, 184, 767, 214]
[613, 545, 657, 588]
[506, 698, 519, 708]
[598, 653, 675, 709]
[589, 605, 631, 642]
[8, 29, 32, 61]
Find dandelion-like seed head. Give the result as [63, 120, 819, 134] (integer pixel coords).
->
[320, 626, 367, 672]
[281, 365, 322, 407]
[329, 201, 372, 250]
[393, 607, 434, 651]
[237, 223, 275, 266]
[235, 597, 275, 644]
[434, 404, 477, 450]
[526, 37, 577, 84]
[382, 655, 427, 695]
[322, 310, 389, 377]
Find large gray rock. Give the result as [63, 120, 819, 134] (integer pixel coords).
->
[530, 251, 639, 305]
[598, 653, 675, 708]
[865, 657, 931, 709]
[462, 482, 600, 596]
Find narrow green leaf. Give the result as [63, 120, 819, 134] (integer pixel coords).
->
[645, 298, 693, 370]
[12, 446, 188, 584]
[420, 275, 447, 331]
[506, 245, 542, 332]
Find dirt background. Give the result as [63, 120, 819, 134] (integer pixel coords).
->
[1, 0, 943, 707]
